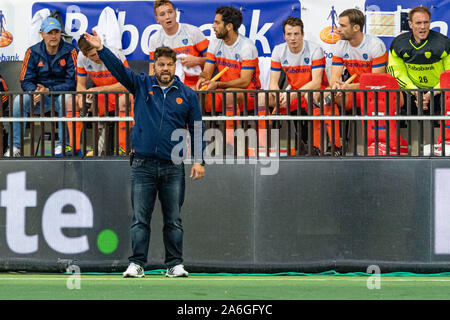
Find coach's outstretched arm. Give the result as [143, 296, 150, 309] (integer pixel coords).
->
[83, 31, 138, 95]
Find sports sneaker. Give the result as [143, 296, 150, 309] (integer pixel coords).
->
[423, 144, 435, 156]
[65, 146, 83, 157]
[165, 264, 189, 278]
[4, 146, 21, 157]
[311, 146, 321, 156]
[325, 146, 342, 156]
[123, 262, 145, 278]
[54, 145, 63, 157]
[434, 144, 450, 156]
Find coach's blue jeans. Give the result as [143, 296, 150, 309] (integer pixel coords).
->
[129, 155, 186, 268]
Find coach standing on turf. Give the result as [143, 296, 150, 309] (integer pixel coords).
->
[83, 31, 205, 278]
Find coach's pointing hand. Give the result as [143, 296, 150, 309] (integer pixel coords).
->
[84, 30, 103, 50]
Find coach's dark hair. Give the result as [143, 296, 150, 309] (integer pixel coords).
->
[154, 46, 177, 63]
[216, 6, 243, 32]
[339, 8, 365, 31]
[282, 17, 304, 34]
[408, 5, 431, 21]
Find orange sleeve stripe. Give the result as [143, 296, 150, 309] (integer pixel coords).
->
[372, 52, 388, 68]
[71, 49, 78, 81]
[242, 58, 258, 69]
[206, 52, 216, 64]
[123, 59, 130, 68]
[20, 49, 32, 81]
[332, 56, 344, 65]
[312, 57, 326, 67]
[72, 49, 78, 61]
[1, 78, 8, 104]
[0, 78, 8, 91]
[71, 49, 78, 67]
[270, 60, 282, 71]
[196, 39, 209, 54]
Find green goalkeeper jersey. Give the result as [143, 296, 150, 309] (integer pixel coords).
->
[387, 30, 450, 90]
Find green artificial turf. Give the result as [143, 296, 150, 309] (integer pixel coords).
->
[1, 273, 450, 300]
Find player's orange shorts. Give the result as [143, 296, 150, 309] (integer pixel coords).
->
[68, 93, 133, 153]
[92, 93, 119, 115]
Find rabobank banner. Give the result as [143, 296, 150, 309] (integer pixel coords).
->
[1, 0, 450, 59]
[30, 0, 301, 61]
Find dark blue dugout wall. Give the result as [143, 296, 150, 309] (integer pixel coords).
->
[1, 158, 450, 273]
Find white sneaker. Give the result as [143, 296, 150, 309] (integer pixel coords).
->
[54, 145, 62, 157]
[423, 144, 433, 156]
[4, 146, 21, 157]
[434, 144, 450, 156]
[166, 264, 189, 278]
[123, 262, 145, 278]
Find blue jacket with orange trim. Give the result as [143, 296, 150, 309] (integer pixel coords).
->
[20, 40, 77, 93]
[97, 46, 205, 162]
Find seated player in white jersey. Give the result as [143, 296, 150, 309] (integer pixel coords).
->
[263, 17, 327, 113]
[195, 6, 261, 153]
[325, 8, 388, 111]
[149, 0, 209, 88]
[66, 33, 131, 156]
[195, 6, 261, 112]
[260, 17, 341, 155]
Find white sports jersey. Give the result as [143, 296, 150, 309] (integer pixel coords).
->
[77, 47, 128, 107]
[271, 40, 328, 89]
[332, 34, 388, 83]
[77, 47, 128, 87]
[206, 33, 261, 90]
[148, 23, 209, 86]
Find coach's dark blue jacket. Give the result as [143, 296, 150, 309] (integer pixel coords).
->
[20, 40, 77, 92]
[97, 46, 205, 162]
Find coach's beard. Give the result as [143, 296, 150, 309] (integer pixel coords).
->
[156, 72, 174, 86]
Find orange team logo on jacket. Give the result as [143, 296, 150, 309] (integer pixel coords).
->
[176, 97, 183, 104]
[38, 61, 44, 67]
[60, 59, 66, 67]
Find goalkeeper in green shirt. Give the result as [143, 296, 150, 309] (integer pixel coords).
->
[387, 5, 450, 114]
